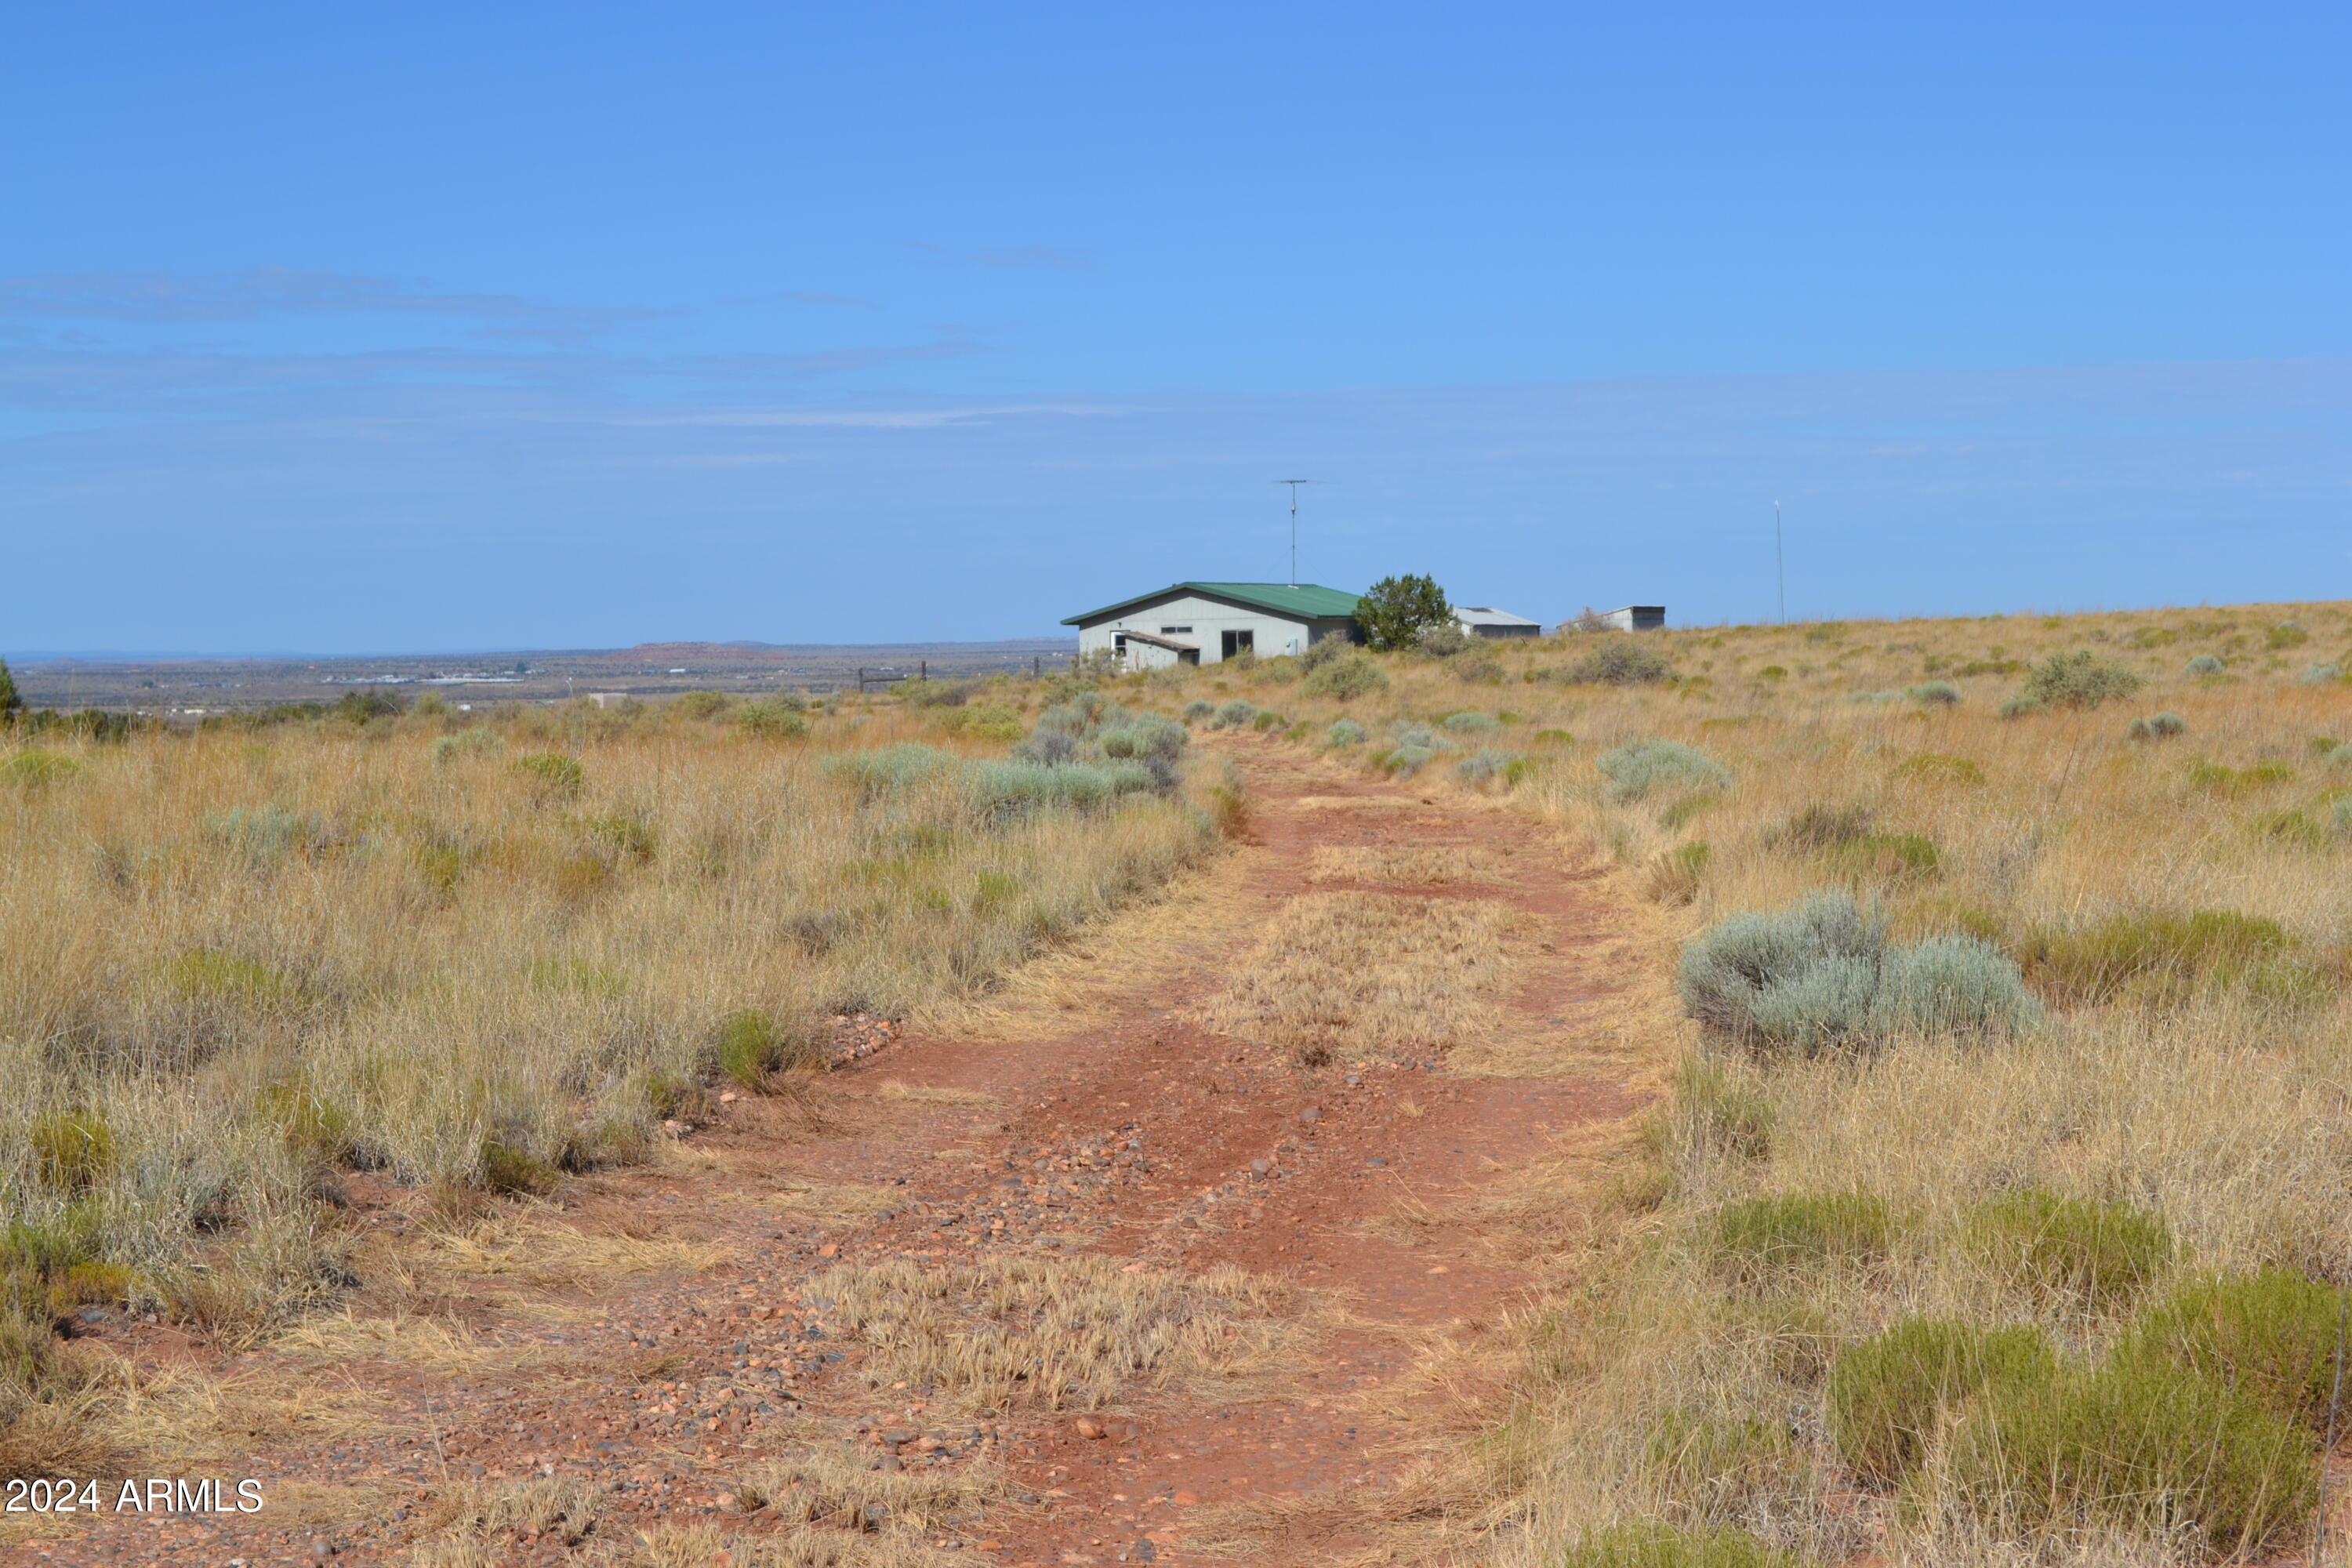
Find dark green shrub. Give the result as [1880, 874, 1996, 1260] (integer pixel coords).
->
[514, 752, 585, 797]
[1559, 1523, 1799, 1568]
[1893, 752, 1984, 785]
[2117, 1269, 2350, 1429]
[2268, 622, 2310, 649]
[715, 1007, 820, 1087]
[159, 949, 291, 1003]
[1533, 728, 1573, 746]
[481, 1139, 560, 1196]
[1828, 1317, 2059, 1486]
[28, 1113, 114, 1194]
[1714, 1191, 1893, 1275]
[2016, 908, 2332, 1007]
[1353, 573, 1453, 652]
[1960, 1189, 2172, 1312]
[1250, 709, 1283, 731]
[0, 658, 20, 720]
[1942, 1359, 2314, 1556]
[2020, 652, 2143, 710]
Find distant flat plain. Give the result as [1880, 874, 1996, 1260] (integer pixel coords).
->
[8, 638, 1080, 713]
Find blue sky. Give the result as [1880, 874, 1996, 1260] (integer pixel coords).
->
[5, 2, 2348, 652]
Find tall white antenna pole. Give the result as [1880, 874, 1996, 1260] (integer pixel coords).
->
[1276, 479, 1313, 587]
[1775, 501, 1786, 624]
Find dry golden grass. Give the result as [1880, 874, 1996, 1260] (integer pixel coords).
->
[764, 1181, 905, 1218]
[1307, 844, 1500, 884]
[1204, 891, 1527, 1065]
[808, 1254, 1319, 1414]
[423, 1215, 728, 1288]
[1138, 601, 2352, 1564]
[274, 1308, 503, 1370]
[876, 1080, 997, 1106]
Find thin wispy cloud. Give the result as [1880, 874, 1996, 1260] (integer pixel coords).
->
[0, 267, 654, 344]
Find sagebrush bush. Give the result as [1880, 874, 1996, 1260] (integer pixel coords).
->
[1414, 620, 1472, 658]
[738, 701, 809, 738]
[1558, 637, 1675, 686]
[203, 804, 328, 866]
[1907, 681, 1961, 706]
[2020, 651, 2143, 710]
[430, 726, 505, 763]
[1443, 710, 1502, 734]
[1455, 750, 1524, 787]
[1213, 700, 1258, 729]
[1327, 718, 1366, 747]
[1181, 700, 1214, 724]
[2125, 710, 2187, 741]
[2115, 1269, 2350, 1429]
[1828, 1317, 2060, 1487]
[1301, 655, 1385, 700]
[668, 690, 735, 720]
[1960, 1188, 2174, 1312]
[1598, 740, 1730, 802]
[1677, 893, 2038, 1054]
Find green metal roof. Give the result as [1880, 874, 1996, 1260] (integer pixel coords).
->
[1062, 581, 1361, 626]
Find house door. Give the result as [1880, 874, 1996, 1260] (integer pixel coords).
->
[1221, 630, 1254, 660]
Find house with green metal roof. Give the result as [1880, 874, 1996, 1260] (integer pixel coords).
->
[1062, 582, 1362, 666]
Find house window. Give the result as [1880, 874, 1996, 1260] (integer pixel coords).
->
[1160, 626, 1192, 634]
[1221, 630, 1254, 659]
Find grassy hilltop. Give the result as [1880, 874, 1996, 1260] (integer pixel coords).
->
[3, 596, 2350, 1564]
[1136, 597, 2352, 1565]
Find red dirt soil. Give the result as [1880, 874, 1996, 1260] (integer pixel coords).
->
[7, 742, 1653, 1568]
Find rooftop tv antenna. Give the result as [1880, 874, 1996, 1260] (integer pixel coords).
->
[1275, 479, 1316, 586]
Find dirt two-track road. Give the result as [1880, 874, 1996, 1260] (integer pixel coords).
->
[12, 740, 1665, 1568]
